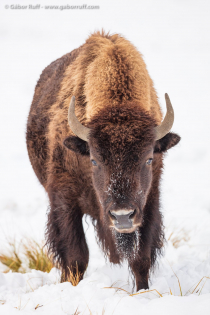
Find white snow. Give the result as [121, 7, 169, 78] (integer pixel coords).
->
[0, 0, 210, 314]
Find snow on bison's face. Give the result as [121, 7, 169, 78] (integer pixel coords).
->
[64, 95, 180, 234]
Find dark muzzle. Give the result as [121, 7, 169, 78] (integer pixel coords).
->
[110, 210, 135, 230]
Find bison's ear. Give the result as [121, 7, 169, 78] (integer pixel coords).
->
[63, 136, 90, 155]
[154, 132, 181, 153]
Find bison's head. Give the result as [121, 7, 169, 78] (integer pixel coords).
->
[64, 95, 180, 234]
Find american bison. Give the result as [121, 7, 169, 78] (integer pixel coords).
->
[26, 31, 180, 291]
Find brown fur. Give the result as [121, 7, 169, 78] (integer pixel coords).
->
[26, 31, 180, 291]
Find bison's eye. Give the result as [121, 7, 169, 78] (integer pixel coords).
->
[91, 159, 97, 166]
[146, 158, 153, 165]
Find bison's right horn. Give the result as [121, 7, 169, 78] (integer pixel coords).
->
[68, 96, 90, 142]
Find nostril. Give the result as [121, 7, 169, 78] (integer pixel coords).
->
[129, 209, 136, 219]
[109, 211, 117, 220]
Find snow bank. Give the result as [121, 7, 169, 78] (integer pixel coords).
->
[0, 255, 210, 314]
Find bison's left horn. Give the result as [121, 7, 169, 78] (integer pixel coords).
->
[68, 96, 90, 142]
[155, 93, 174, 140]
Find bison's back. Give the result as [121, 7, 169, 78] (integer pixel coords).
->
[26, 48, 81, 186]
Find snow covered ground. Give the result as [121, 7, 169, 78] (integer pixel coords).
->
[0, 0, 210, 313]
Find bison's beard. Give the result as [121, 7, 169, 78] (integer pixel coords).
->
[92, 216, 141, 263]
[112, 228, 141, 261]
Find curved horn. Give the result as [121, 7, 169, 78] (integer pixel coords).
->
[68, 96, 90, 141]
[155, 93, 174, 140]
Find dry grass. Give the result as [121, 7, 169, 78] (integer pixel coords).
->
[104, 286, 163, 298]
[24, 240, 54, 272]
[1, 237, 209, 311]
[0, 242, 22, 272]
[0, 239, 83, 289]
[104, 267, 210, 299]
[167, 228, 190, 248]
[72, 307, 106, 315]
[0, 239, 54, 273]
[73, 308, 80, 315]
[184, 276, 210, 296]
[65, 263, 82, 286]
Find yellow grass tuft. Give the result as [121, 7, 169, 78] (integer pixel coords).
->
[24, 240, 54, 273]
[65, 263, 82, 286]
[0, 242, 22, 272]
[0, 239, 54, 273]
[0, 239, 83, 288]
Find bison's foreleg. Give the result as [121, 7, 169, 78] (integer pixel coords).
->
[130, 257, 150, 291]
[129, 211, 164, 291]
[46, 189, 89, 284]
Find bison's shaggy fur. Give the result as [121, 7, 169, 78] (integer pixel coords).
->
[26, 31, 180, 291]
